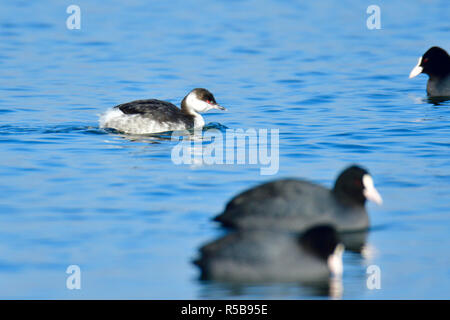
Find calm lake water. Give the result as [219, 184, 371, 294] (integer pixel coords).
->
[0, 0, 449, 299]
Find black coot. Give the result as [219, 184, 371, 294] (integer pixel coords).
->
[214, 165, 382, 233]
[409, 46, 450, 97]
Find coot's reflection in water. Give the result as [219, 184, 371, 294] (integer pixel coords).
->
[196, 277, 344, 300]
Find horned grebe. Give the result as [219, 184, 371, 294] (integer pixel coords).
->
[214, 165, 382, 233]
[409, 46, 450, 97]
[100, 88, 226, 134]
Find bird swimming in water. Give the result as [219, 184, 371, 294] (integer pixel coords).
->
[100, 88, 226, 134]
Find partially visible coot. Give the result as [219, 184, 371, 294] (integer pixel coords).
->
[409, 46, 450, 97]
[195, 225, 344, 283]
[214, 165, 382, 233]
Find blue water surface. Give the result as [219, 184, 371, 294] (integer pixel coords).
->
[0, 0, 449, 299]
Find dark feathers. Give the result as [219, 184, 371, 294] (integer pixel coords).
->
[115, 99, 194, 126]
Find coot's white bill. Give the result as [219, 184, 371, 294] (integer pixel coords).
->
[409, 57, 423, 78]
[362, 174, 383, 205]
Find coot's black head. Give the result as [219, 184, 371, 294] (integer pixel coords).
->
[409, 46, 450, 79]
[181, 88, 226, 113]
[332, 165, 383, 207]
[299, 225, 344, 276]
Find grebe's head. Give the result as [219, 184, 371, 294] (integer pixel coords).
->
[333, 165, 383, 206]
[409, 46, 450, 79]
[181, 88, 226, 114]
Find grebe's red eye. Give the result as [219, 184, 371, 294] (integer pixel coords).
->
[423, 58, 429, 63]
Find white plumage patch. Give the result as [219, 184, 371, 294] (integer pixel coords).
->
[185, 91, 213, 113]
[99, 108, 190, 134]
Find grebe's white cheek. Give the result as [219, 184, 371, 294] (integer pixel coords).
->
[185, 92, 209, 113]
[193, 99, 212, 113]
